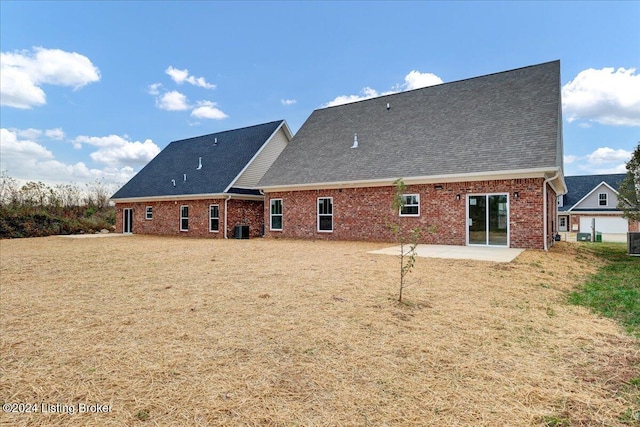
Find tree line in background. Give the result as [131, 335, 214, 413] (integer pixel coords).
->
[0, 171, 118, 238]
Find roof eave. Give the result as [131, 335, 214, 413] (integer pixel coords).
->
[111, 192, 264, 203]
[260, 167, 563, 192]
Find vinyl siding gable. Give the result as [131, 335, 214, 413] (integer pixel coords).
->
[234, 127, 290, 188]
[573, 182, 620, 210]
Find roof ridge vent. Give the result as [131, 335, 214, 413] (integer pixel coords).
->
[351, 133, 358, 149]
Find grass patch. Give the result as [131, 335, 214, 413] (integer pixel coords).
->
[569, 243, 640, 338]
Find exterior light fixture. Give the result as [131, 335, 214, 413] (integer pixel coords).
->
[456, 194, 460, 200]
[514, 192, 519, 200]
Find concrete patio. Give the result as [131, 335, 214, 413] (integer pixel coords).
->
[369, 244, 524, 263]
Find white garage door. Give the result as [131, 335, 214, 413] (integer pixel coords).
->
[579, 216, 628, 233]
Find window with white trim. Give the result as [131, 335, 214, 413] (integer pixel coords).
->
[210, 205, 219, 232]
[145, 206, 153, 220]
[598, 193, 607, 206]
[399, 194, 420, 216]
[180, 205, 189, 231]
[270, 199, 283, 231]
[318, 197, 333, 232]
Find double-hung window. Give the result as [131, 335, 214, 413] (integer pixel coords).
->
[145, 206, 153, 220]
[270, 199, 283, 231]
[180, 205, 189, 231]
[399, 194, 420, 216]
[318, 197, 333, 232]
[598, 193, 607, 206]
[210, 205, 219, 232]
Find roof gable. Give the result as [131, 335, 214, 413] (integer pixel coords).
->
[259, 61, 562, 189]
[112, 120, 286, 200]
[560, 173, 626, 211]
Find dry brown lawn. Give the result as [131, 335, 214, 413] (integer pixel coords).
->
[1, 235, 638, 426]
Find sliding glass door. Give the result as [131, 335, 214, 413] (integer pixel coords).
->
[468, 194, 508, 246]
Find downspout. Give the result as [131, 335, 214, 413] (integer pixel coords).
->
[543, 170, 560, 251]
[224, 195, 232, 239]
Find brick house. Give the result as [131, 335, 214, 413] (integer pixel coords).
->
[558, 174, 639, 236]
[258, 61, 566, 250]
[111, 120, 292, 238]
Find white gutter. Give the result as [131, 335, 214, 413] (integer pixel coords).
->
[224, 195, 232, 239]
[543, 170, 561, 251]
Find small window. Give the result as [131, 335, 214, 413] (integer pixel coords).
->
[210, 205, 219, 232]
[270, 199, 283, 231]
[559, 217, 566, 228]
[598, 193, 607, 206]
[400, 194, 420, 216]
[318, 197, 333, 232]
[180, 205, 189, 231]
[145, 206, 153, 220]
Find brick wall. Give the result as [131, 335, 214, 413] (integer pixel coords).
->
[115, 198, 264, 238]
[264, 178, 549, 249]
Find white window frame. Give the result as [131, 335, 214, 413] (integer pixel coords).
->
[270, 199, 283, 231]
[145, 206, 153, 220]
[399, 194, 420, 217]
[317, 197, 333, 232]
[209, 204, 219, 232]
[180, 205, 189, 231]
[559, 216, 566, 228]
[598, 192, 607, 206]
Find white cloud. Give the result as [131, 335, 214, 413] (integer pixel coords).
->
[401, 70, 444, 91]
[586, 147, 632, 165]
[1, 128, 147, 187]
[147, 82, 162, 95]
[17, 128, 43, 140]
[165, 66, 216, 89]
[323, 70, 443, 107]
[190, 100, 229, 120]
[1, 128, 54, 159]
[156, 90, 190, 111]
[564, 146, 632, 175]
[45, 128, 65, 140]
[73, 134, 161, 167]
[281, 99, 297, 106]
[0, 47, 100, 109]
[562, 67, 640, 127]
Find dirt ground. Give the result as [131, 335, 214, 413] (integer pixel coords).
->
[1, 235, 638, 426]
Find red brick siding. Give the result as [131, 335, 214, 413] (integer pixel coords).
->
[115, 199, 263, 238]
[264, 178, 548, 249]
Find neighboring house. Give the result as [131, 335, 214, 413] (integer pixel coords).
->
[258, 61, 566, 250]
[111, 120, 292, 238]
[558, 174, 639, 235]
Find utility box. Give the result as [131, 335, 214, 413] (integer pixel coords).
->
[234, 225, 249, 239]
[595, 232, 602, 243]
[577, 233, 591, 242]
[629, 232, 640, 256]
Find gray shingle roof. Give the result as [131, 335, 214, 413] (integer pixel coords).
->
[112, 120, 284, 200]
[259, 61, 562, 188]
[559, 173, 627, 212]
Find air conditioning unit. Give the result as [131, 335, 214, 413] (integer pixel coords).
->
[577, 233, 591, 242]
[628, 232, 640, 256]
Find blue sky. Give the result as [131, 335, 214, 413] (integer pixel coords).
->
[1, 1, 639, 191]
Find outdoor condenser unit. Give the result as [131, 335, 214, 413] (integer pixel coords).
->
[628, 232, 640, 256]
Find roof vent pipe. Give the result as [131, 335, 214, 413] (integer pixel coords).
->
[183, 174, 187, 182]
[171, 179, 176, 187]
[196, 157, 202, 170]
[214, 137, 218, 146]
[351, 133, 358, 149]
[386, 103, 390, 110]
